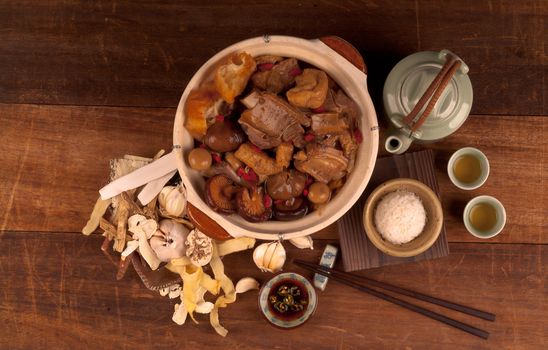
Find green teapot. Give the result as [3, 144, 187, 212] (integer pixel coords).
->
[383, 50, 473, 154]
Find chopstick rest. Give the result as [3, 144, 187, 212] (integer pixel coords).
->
[313, 244, 338, 291]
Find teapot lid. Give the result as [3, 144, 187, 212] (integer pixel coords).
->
[383, 50, 473, 141]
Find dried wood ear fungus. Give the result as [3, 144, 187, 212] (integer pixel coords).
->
[215, 52, 257, 103]
[286, 68, 329, 109]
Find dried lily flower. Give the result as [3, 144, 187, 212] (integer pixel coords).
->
[158, 185, 187, 217]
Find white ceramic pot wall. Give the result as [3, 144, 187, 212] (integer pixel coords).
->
[173, 35, 378, 240]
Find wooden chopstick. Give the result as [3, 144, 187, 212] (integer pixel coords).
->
[293, 260, 492, 340]
[296, 259, 495, 321]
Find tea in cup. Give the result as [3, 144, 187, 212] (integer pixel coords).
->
[463, 196, 506, 238]
[447, 147, 489, 190]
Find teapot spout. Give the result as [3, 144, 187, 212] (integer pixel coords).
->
[385, 129, 413, 154]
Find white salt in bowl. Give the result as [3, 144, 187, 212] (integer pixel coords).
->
[363, 178, 443, 257]
[173, 35, 379, 240]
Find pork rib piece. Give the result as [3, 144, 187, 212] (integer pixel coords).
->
[239, 91, 310, 149]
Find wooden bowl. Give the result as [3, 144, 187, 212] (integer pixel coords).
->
[363, 178, 443, 257]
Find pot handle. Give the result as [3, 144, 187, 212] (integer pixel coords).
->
[319, 36, 366, 73]
[187, 202, 232, 241]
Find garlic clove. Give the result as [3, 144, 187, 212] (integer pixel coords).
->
[288, 236, 314, 250]
[266, 242, 286, 272]
[253, 241, 286, 273]
[235, 277, 260, 294]
[159, 185, 187, 218]
[252, 243, 268, 272]
[158, 186, 175, 209]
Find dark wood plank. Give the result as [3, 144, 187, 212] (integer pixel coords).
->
[0, 1, 545, 115]
[0, 104, 545, 244]
[0, 0, 417, 109]
[0, 231, 545, 349]
[416, 0, 547, 116]
[0, 103, 174, 233]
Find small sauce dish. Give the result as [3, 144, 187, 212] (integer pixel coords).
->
[258, 272, 317, 329]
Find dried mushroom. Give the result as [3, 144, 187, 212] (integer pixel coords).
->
[273, 196, 309, 221]
[205, 175, 239, 213]
[266, 170, 306, 200]
[286, 68, 328, 109]
[204, 120, 245, 153]
[236, 186, 272, 222]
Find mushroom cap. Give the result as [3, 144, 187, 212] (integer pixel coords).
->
[236, 186, 272, 222]
[205, 175, 239, 213]
[266, 170, 307, 200]
[204, 120, 246, 153]
[273, 196, 309, 221]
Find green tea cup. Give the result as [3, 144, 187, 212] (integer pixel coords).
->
[463, 195, 506, 239]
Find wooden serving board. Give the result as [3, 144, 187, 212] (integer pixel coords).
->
[338, 149, 449, 271]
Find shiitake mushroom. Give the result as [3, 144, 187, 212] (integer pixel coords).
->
[266, 170, 307, 200]
[273, 196, 309, 221]
[236, 186, 272, 222]
[204, 120, 245, 152]
[205, 175, 239, 213]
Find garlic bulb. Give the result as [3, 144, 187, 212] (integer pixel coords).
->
[158, 185, 187, 217]
[150, 219, 189, 262]
[253, 241, 286, 273]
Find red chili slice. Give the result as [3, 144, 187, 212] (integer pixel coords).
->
[353, 129, 363, 144]
[258, 63, 274, 71]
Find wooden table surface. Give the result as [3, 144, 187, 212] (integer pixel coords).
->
[1, 1, 546, 349]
